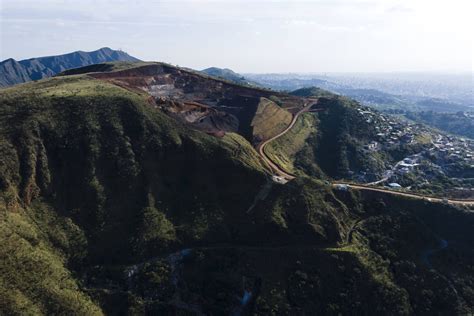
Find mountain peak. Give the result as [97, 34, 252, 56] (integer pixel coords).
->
[0, 48, 141, 87]
[97, 47, 113, 52]
[0, 58, 17, 65]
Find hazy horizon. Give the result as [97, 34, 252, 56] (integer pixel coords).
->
[1, 0, 472, 73]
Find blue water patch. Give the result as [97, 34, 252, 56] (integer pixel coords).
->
[241, 291, 252, 306]
[440, 239, 448, 249]
[180, 248, 192, 257]
[421, 239, 449, 268]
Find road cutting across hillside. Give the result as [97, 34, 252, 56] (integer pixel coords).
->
[256, 101, 318, 182]
[256, 99, 474, 206]
[333, 183, 474, 206]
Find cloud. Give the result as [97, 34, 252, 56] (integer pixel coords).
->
[1, 0, 471, 72]
[386, 4, 414, 13]
[54, 19, 66, 27]
[283, 19, 366, 32]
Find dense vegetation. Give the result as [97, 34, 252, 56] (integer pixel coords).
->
[405, 111, 474, 139]
[287, 93, 389, 180]
[265, 113, 318, 175]
[303, 96, 385, 178]
[0, 71, 473, 314]
[0, 76, 267, 313]
[287, 88, 449, 188]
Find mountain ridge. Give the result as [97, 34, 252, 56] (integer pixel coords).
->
[0, 47, 140, 87]
[201, 66, 259, 87]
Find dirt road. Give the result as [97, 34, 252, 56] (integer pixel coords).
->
[255, 99, 474, 206]
[333, 183, 474, 206]
[257, 101, 317, 181]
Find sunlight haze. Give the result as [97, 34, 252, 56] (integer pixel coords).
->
[1, 0, 472, 72]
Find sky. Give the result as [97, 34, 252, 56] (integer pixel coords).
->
[0, 0, 472, 73]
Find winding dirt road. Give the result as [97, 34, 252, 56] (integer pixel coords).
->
[257, 101, 317, 181]
[256, 99, 474, 206]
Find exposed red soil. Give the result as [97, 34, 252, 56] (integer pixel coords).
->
[90, 63, 308, 141]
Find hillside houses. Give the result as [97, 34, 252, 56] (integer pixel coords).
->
[353, 105, 474, 196]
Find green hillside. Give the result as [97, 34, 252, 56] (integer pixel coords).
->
[267, 89, 389, 180]
[300, 96, 386, 178]
[0, 70, 473, 314]
[0, 75, 267, 313]
[405, 111, 474, 139]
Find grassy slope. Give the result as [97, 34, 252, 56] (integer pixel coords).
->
[0, 74, 384, 314]
[0, 75, 268, 313]
[250, 97, 292, 142]
[0, 73, 473, 314]
[0, 200, 103, 315]
[265, 112, 317, 174]
[260, 94, 386, 179]
[58, 61, 154, 76]
[262, 88, 386, 179]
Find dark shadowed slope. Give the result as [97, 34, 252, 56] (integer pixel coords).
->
[0, 47, 140, 87]
[1, 64, 473, 315]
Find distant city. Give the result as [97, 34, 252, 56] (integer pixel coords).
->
[245, 72, 473, 113]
